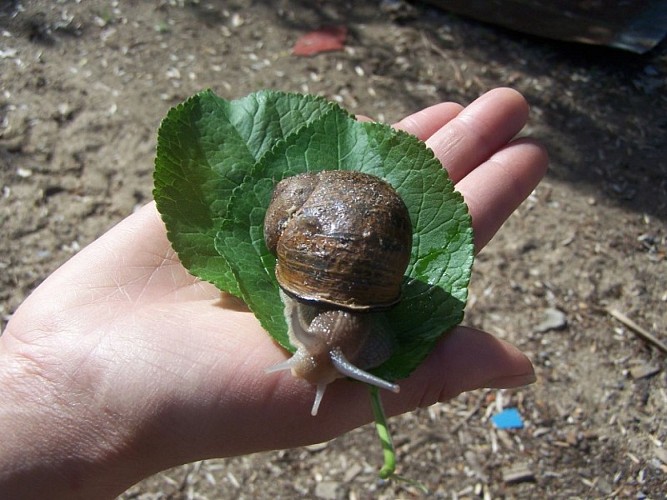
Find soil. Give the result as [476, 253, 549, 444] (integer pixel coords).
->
[1, 1, 666, 498]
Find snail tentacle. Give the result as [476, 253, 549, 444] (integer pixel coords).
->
[264, 356, 327, 416]
[264, 356, 299, 374]
[312, 383, 327, 416]
[329, 347, 400, 394]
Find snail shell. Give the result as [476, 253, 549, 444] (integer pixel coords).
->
[264, 170, 412, 310]
[264, 170, 412, 415]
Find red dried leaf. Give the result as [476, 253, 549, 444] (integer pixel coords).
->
[292, 25, 347, 56]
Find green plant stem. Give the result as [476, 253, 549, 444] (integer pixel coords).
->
[368, 386, 430, 493]
[368, 385, 396, 479]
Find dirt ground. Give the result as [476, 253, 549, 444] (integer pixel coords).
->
[1, 1, 666, 498]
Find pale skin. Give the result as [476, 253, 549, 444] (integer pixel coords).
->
[0, 88, 548, 498]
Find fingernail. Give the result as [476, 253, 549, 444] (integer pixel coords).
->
[486, 371, 537, 389]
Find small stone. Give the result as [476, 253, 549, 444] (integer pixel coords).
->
[343, 463, 362, 483]
[315, 480, 339, 500]
[535, 308, 567, 332]
[165, 67, 180, 79]
[16, 167, 32, 178]
[502, 463, 535, 484]
[629, 364, 661, 380]
[230, 13, 244, 28]
[655, 446, 667, 465]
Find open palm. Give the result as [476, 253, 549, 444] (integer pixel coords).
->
[1, 88, 547, 498]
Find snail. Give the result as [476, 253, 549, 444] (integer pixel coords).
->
[263, 170, 413, 415]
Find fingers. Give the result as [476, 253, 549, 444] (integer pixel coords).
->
[392, 102, 463, 140]
[394, 88, 547, 253]
[388, 326, 535, 415]
[460, 137, 548, 252]
[426, 88, 530, 183]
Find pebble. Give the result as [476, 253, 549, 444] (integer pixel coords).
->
[535, 308, 567, 332]
[16, 167, 32, 178]
[502, 463, 535, 484]
[629, 363, 661, 380]
[314, 480, 339, 499]
[654, 446, 667, 465]
[343, 463, 362, 483]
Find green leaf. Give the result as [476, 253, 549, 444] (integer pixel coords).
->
[214, 101, 473, 380]
[153, 89, 337, 296]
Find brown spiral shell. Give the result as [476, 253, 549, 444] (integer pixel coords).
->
[264, 170, 412, 311]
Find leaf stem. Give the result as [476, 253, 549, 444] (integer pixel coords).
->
[368, 385, 396, 479]
[368, 385, 430, 494]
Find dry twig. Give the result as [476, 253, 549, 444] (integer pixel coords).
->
[607, 308, 667, 354]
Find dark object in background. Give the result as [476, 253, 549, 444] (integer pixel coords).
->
[423, 0, 667, 53]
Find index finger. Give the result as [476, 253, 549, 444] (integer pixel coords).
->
[392, 102, 463, 140]
[425, 88, 530, 183]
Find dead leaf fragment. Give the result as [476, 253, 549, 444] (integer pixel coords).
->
[292, 26, 347, 56]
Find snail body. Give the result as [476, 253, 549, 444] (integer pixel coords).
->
[264, 170, 412, 415]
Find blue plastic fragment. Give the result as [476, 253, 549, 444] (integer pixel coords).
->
[491, 407, 524, 429]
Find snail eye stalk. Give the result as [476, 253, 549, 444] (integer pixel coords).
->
[329, 347, 400, 394]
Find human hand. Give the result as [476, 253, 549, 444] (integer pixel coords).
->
[0, 88, 547, 498]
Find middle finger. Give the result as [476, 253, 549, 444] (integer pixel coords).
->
[425, 88, 530, 183]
